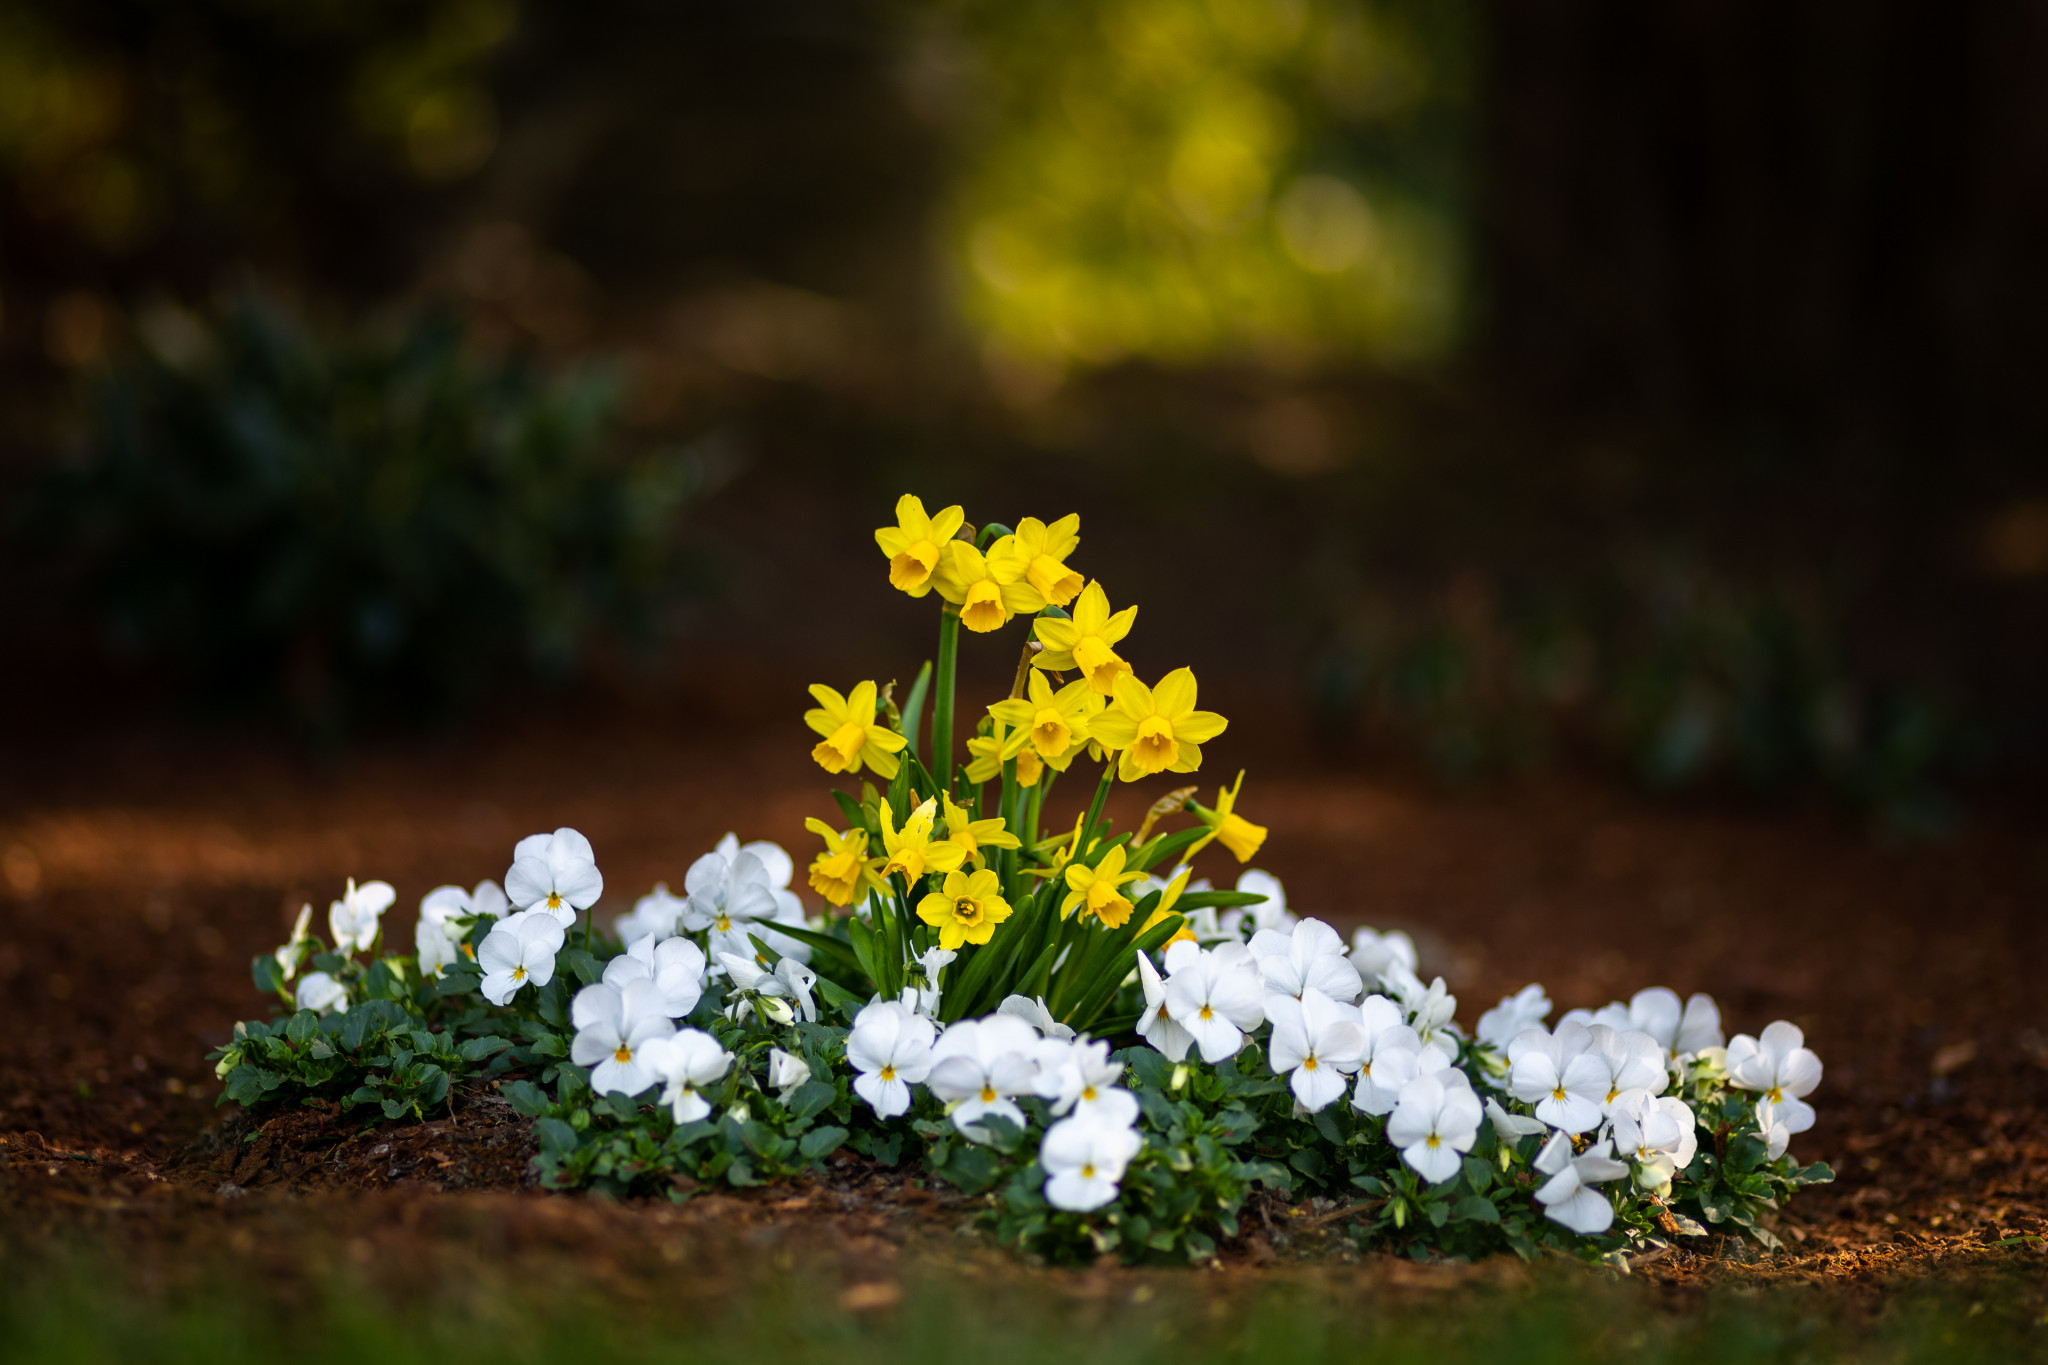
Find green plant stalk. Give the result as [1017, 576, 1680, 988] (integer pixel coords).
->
[998, 757, 1021, 889]
[1023, 776, 1046, 851]
[900, 660, 932, 762]
[932, 610, 960, 790]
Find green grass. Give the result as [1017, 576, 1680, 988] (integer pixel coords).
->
[2, 1242, 2042, 1365]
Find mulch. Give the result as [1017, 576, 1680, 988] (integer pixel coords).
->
[4, 704, 2047, 1304]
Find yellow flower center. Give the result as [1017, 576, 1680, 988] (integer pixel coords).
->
[880, 1065, 896, 1081]
[890, 540, 941, 591]
[1131, 715, 1179, 772]
[1199, 1005, 1214, 1021]
[1080, 1163, 1097, 1179]
[960, 579, 1007, 633]
[546, 892, 563, 911]
[886, 849, 925, 881]
[1031, 708, 1073, 757]
[980, 1085, 997, 1103]
[1426, 1134, 1441, 1149]
[1606, 1087, 1621, 1104]
[1552, 1087, 1567, 1102]
[813, 720, 868, 773]
[512, 966, 527, 981]
[1015, 749, 1044, 786]
[1767, 1086, 1783, 1104]
[614, 1044, 632, 1064]
[1303, 1055, 1319, 1071]
[1071, 636, 1129, 694]
[1026, 554, 1083, 606]
[953, 896, 986, 927]
[1086, 882, 1134, 929]
[1081, 1085, 1097, 1101]
[461, 942, 475, 960]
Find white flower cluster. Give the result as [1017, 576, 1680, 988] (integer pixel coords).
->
[844, 997, 1144, 1211]
[1122, 871, 1823, 1237]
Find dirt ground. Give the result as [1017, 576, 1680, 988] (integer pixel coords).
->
[4, 698, 2047, 1302]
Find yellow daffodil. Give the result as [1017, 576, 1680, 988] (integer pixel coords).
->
[987, 671, 1097, 764]
[1086, 668, 1228, 781]
[805, 818, 882, 907]
[1061, 843, 1147, 928]
[1033, 580, 1136, 695]
[878, 797, 967, 883]
[874, 494, 965, 597]
[1185, 771, 1268, 863]
[966, 720, 1045, 786]
[933, 538, 1044, 633]
[1011, 514, 1084, 607]
[939, 794, 1021, 869]
[1141, 865, 1196, 945]
[916, 867, 1013, 949]
[804, 680, 908, 778]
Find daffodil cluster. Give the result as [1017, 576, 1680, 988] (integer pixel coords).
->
[209, 493, 1832, 1267]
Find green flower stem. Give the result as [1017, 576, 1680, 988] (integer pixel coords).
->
[1023, 776, 1046, 851]
[932, 608, 960, 791]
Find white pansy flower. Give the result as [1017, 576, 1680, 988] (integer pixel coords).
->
[1484, 1096, 1548, 1140]
[1393, 973, 1460, 1063]
[1583, 1025, 1668, 1113]
[683, 840, 813, 964]
[1506, 1023, 1607, 1134]
[767, 1047, 812, 1097]
[1609, 1087, 1699, 1191]
[1476, 984, 1552, 1049]
[1136, 946, 1196, 1062]
[614, 883, 688, 949]
[295, 970, 348, 1015]
[1350, 993, 1432, 1116]
[1386, 1070, 1482, 1184]
[327, 878, 396, 956]
[1040, 1113, 1143, 1212]
[416, 881, 502, 978]
[1162, 941, 1266, 1064]
[476, 910, 566, 1006]
[1675, 993, 1725, 1056]
[997, 993, 1076, 1040]
[1032, 1037, 1140, 1124]
[1534, 1130, 1630, 1235]
[902, 945, 956, 1019]
[1267, 987, 1366, 1112]
[847, 999, 937, 1119]
[1756, 1097, 1794, 1160]
[275, 904, 316, 981]
[1348, 925, 1419, 983]
[1249, 917, 1364, 1008]
[927, 1014, 1040, 1138]
[1725, 1021, 1822, 1133]
[717, 952, 816, 1024]
[601, 933, 708, 1018]
[1219, 869, 1297, 940]
[506, 828, 603, 926]
[570, 980, 675, 1097]
[645, 1028, 733, 1123]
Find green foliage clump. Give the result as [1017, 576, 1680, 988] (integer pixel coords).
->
[31, 291, 709, 731]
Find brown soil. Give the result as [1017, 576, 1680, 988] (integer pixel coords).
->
[4, 703, 2047, 1301]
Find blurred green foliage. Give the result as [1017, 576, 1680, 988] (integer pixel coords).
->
[942, 0, 1475, 371]
[29, 290, 709, 732]
[1, 1238, 2043, 1365]
[1312, 554, 1973, 827]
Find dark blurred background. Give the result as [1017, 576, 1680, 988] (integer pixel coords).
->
[4, 0, 2045, 824]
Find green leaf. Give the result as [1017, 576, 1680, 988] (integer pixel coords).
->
[785, 1080, 837, 1121]
[501, 1080, 551, 1117]
[1452, 1196, 1500, 1224]
[284, 1011, 318, 1046]
[458, 1035, 514, 1062]
[533, 1117, 581, 1157]
[799, 1125, 848, 1160]
[252, 955, 286, 996]
[900, 661, 933, 761]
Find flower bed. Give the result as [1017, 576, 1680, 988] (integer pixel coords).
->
[214, 496, 1831, 1265]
